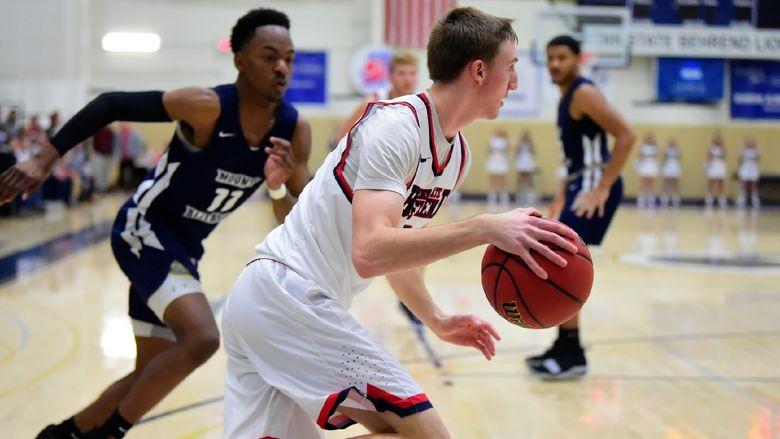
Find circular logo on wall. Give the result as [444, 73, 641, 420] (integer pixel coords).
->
[350, 45, 393, 95]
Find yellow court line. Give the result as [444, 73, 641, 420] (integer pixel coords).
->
[0, 338, 16, 367]
[0, 298, 81, 399]
[175, 422, 223, 439]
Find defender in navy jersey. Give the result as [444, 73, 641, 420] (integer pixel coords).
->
[526, 35, 635, 380]
[0, 9, 312, 439]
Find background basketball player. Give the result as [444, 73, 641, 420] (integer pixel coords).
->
[0, 9, 311, 439]
[334, 50, 419, 141]
[221, 8, 580, 438]
[525, 35, 635, 380]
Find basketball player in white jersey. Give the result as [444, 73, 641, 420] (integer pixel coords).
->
[221, 8, 579, 438]
[336, 50, 425, 326]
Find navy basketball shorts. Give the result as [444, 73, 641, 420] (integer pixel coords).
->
[111, 211, 203, 341]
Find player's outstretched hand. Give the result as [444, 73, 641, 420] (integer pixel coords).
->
[264, 136, 296, 191]
[0, 143, 59, 205]
[484, 208, 578, 279]
[432, 314, 501, 360]
[572, 186, 609, 219]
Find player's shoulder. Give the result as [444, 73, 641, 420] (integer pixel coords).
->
[367, 97, 422, 130]
[572, 82, 603, 102]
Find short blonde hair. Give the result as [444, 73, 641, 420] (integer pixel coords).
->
[390, 51, 418, 72]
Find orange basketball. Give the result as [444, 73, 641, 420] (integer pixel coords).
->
[481, 228, 593, 329]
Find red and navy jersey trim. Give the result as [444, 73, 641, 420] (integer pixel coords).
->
[333, 101, 420, 203]
[417, 93, 454, 177]
[454, 132, 469, 188]
[316, 385, 432, 430]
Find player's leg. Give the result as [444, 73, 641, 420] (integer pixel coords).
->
[75, 337, 172, 430]
[116, 293, 219, 422]
[224, 260, 442, 438]
[36, 319, 176, 438]
[526, 179, 623, 380]
[339, 406, 449, 439]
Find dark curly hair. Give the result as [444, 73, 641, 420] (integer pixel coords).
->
[230, 8, 290, 54]
[546, 35, 581, 55]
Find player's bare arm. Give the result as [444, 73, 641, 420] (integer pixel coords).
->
[0, 87, 218, 204]
[268, 117, 312, 223]
[386, 268, 500, 360]
[549, 180, 568, 219]
[351, 189, 579, 280]
[571, 84, 636, 218]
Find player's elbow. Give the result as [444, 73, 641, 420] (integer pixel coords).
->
[622, 128, 637, 148]
[352, 245, 383, 279]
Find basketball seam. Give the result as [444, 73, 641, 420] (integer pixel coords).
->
[503, 253, 587, 306]
[481, 262, 505, 309]
[547, 245, 592, 264]
[501, 264, 546, 328]
[493, 256, 509, 310]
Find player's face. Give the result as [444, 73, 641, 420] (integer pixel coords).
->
[390, 64, 418, 96]
[236, 25, 294, 102]
[480, 39, 518, 119]
[546, 45, 579, 85]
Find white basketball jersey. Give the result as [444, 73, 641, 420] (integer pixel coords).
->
[255, 92, 470, 307]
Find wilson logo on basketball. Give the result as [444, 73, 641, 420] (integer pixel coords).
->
[402, 185, 451, 220]
[501, 301, 530, 328]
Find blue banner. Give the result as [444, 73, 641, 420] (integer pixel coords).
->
[731, 60, 780, 120]
[657, 58, 725, 102]
[284, 51, 327, 105]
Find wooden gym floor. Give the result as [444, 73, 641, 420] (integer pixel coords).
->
[1, 196, 779, 438]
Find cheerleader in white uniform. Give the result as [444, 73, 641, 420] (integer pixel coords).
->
[705, 135, 728, 209]
[486, 129, 510, 205]
[636, 134, 659, 209]
[660, 138, 682, 208]
[737, 137, 761, 209]
[514, 130, 536, 205]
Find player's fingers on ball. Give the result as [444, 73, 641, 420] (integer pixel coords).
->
[531, 241, 567, 267]
[520, 251, 547, 279]
[540, 225, 578, 252]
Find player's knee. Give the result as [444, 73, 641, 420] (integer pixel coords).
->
[182, 329, 220, 365]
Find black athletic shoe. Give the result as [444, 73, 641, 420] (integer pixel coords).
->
[527, 345, 587, 380]
[35, 425, 81, 439]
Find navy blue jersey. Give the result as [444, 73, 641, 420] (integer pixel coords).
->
[115, 84, 298, 261]
[557, 76, 611, 191]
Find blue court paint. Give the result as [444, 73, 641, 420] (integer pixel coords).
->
[0, 221, 113, 285]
